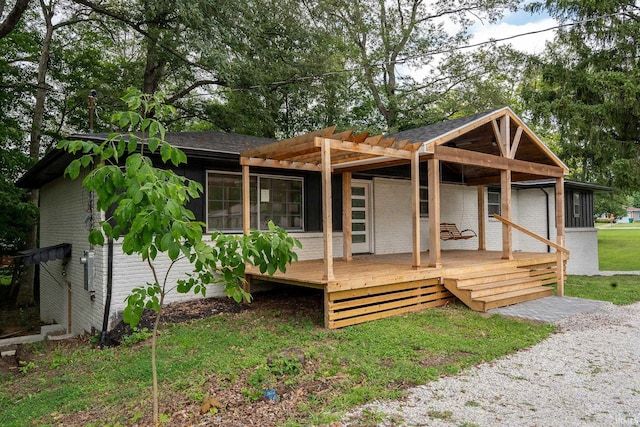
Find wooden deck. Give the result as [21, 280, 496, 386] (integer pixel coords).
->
[245, 250, 566, 329]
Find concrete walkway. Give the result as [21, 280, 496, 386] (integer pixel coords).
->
[488, 295, 611, 323]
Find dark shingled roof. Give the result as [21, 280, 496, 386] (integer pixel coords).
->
[386, 109, 502, 143]
[17, 131, 276, 188]
[76, 131, 276, 154]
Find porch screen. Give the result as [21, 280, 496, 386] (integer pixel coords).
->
[207, 171, 303, 232]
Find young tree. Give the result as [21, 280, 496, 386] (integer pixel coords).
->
[59, 89, 301, 424]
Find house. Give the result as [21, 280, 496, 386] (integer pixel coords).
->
[620, 207, 640, 223]
[17, 107, 601, 334]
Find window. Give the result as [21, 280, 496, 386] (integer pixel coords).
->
[207, 171, 303, 232]
[420, 186, 429, 217]
[488, 190, 501, 216]
[573, 193, 581, 218]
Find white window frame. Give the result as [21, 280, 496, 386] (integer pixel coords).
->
[573, 193, 581, 218]
[488, 190, 501, 216]
[206, 170, 304, 232]
[419, 186, 429, 217]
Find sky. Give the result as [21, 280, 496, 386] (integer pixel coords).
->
[469, 7, 557, 55]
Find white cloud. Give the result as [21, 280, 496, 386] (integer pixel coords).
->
[469, 17, 558, 55]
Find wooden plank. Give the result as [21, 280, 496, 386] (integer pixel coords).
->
[329, 279, 441, 301]
[477, 185, 486, 251]
[342, 172, 352, 262]
[242, 164, 250, 235]
[434, 145, 565, 178]
[351, 132, 370, 143]
[330, 286, 449, 311]
[492, 214, 569, 254]
[556, 176, 566, 296]
[270, 142, 319, 160]
[329, 290, 452, 320]
[333, 157, 411, 173]
[328, 298, 453, 329]
[491, 119, 505, 156]
[428, 158, 442, 267]
[501, 170, 513, 260]
[320, 138, 335, 281]
[500, 114, 510, 157]
[510, 126, 523, 158]
[240, 156, 322, 172]
[315, 138, 413, 159]
[240, 125, 336, 158]
[411, 150, 421, 268]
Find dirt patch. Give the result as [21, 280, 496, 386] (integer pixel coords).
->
[0, 305, 46, 339]
[104, 297, 247, 346]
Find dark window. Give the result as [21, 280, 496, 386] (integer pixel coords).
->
[207, 171, 303, 232]
[573, 193, 581, 218]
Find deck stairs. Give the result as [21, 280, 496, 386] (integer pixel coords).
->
[443, 263, 557, 312]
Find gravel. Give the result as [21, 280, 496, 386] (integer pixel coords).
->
[344, 301, 640, 427]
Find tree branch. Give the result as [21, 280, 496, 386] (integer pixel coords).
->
[0, 0, 30, 39]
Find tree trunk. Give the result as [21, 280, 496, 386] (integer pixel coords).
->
[17, 0, 54, 307]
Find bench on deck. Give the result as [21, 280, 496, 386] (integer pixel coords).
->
[440, 223, 477, 241]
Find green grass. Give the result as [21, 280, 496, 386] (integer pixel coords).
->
[598, 229, 640, 271]
[595, 221, 638, 228]
[0, 305, 555, 426]
[565, 275, 640, 305]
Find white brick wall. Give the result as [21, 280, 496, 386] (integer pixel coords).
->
[565, 228, 600, 275]
[38, 173, 598, 334]
[39, 174, 107, 335]
[373, 178, 413, 254]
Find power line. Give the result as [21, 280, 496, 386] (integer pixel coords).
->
[207, 10, 624, 94]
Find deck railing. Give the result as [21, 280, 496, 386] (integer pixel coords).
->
[492, 214, 569, 296]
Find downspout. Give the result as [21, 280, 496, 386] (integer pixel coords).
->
[539, 187, 551, 252]
[99, 238, 113, 349]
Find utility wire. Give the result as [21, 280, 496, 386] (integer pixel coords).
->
[209, 10, 625, 93]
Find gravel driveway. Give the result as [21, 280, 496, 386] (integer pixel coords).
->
[344, 301, 640, 426]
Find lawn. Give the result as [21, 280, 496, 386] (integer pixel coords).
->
[2, 255, 639, 426]
[598, 228, 640, 271]
[0, 291, 555, 427]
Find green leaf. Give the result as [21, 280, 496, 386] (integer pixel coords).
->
[148, 137, 159, 153]
[160, 142, 171, 163]
[64, 160, 81, 179]
[88, 229, 105, 246]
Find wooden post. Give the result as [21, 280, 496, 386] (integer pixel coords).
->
[501, 169, 513, 260]
[500, 114, 510, 156]
[477, 185, 486, 251]
[320, 137, 335, 280]
[556, 176, 566, 296]
[342, 172, 352, 261]
[428, 158, 442, 267]
[411, 150, 421, 268]
[242, 164, 250, 236]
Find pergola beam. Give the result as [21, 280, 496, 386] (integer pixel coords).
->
[240, 156, 322, 172]
[434, 145, 564, 177]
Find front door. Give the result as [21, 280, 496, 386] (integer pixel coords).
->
[351, 181, 373, 253]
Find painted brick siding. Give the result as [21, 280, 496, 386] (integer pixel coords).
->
[39, 174, 107, 335]
[106, 232, 341, 329]
[373, 178, 413, 254]
[565, 228, 600, 275]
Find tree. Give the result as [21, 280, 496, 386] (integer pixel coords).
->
[59, 89, 301, 425]
[316, 0, 519, 131]
[522, 1, 640, 193]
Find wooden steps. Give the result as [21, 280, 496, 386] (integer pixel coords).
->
[443, 265, 557, 312]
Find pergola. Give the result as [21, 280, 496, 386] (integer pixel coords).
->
[239, 107, 570, 294]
